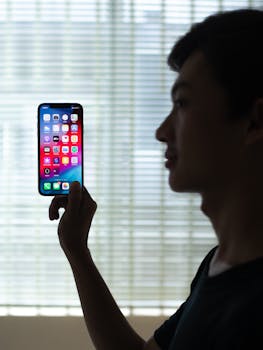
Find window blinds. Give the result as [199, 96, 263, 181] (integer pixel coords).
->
[0, 0, 261, 316]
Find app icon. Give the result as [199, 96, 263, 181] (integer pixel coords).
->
[62, 157, 69, 165]
[71, 135, 78, 143]
[53, 146, 60, 154]
[44, 125, 51, 132]
[44, 135, 51, 143]
[53, 168, 60, 175]
[44, 146, 50, 153]
[62, 182, 70, 190]
[53, 114, 59, 121]
[53, 125, 60, 132]
[71, 156, 78, 164]
[53, 157, 60, 164]
[44, 168, 50, 175]
[43, 114, 51, 122]
[53, 182, 60, 190]
[43, 182, 51, 190]
[44, 157, 51, 164]
[71, 146, 78, 153]
[71, 124, 78, 132]
[62, 146, 69, 154]
[62, 114, 69, 121]
[62, 124, 69, 132]
[53, 136, 59, 142]
[62, 135, 69, 143]
[71, 114, 78, 122]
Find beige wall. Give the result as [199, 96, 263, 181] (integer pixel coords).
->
[0, 316, 167, 350]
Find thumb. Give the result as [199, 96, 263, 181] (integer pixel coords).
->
[67, 181, 82, 217]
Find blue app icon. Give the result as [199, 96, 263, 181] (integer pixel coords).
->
[71, 124, 78, 132]
[53, 157, 60, 164]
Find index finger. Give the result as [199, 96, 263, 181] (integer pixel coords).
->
[49, 195, 68, 220]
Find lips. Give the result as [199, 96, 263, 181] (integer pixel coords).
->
[164, 149, 178, 170]
[165, 150, 177, 160]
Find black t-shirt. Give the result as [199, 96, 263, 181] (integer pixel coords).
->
[154, 246, 263, 349]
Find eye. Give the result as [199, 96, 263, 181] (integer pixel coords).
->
[174, 98, 186, 109]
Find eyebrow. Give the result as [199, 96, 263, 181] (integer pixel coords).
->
[171, 80, 192, 99]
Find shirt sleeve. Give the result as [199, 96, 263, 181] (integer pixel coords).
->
[153, 246, 218, 349]
[154, 301, 187, 350]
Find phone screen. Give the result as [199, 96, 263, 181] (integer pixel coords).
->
[38, 103, 83, 196]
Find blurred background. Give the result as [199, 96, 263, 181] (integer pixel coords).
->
[0, 0, 261, 349]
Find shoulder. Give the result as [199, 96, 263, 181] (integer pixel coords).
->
[190, 245, 218, 290]
[153, 246, 218, 349]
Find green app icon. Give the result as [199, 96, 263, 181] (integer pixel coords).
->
[71, 146, 78, 153]
[53, 182, 60, 190]
[44, 182, 51, 190]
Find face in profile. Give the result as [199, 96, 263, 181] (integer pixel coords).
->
[155, 49, 248, 195]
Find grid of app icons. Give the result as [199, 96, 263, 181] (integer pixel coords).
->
[41, 110, 81, 192]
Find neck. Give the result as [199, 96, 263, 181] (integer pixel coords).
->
[200, 179, 263, 266]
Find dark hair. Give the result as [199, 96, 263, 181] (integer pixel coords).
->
[168, 8, 263, 120]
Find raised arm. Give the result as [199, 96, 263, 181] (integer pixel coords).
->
[49, 181, 160, 350]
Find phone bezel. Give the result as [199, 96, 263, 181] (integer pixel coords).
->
[38, 103, 84, 196]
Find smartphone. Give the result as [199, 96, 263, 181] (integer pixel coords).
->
[38, 103, 84, 196]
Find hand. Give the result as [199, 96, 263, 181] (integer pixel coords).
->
[49, 181, 97, 258]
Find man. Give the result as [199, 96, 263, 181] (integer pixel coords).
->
[49, 8, 263, 350]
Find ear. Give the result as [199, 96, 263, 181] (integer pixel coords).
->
[245, 98, 263, 145]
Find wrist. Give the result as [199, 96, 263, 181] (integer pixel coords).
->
[64, 245, 92, 267]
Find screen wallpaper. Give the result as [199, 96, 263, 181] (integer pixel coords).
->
[38, 103, 83, 195]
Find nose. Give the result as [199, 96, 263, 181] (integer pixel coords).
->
[155, 112, 173, 143]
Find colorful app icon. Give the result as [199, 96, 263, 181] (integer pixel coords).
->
[71, 114, 78, 122]
[62, 135, 69, 143]
[62, 182, 70, 190]
[71, 124, 78, 132]
[43, 114, 51, 121]
[44, 146, 50, 153]
[53, 168, 60, 175]
[53, 125, 60, 132]
[71, 135, 78, 143]
[53, 182, 60, 190]
[44, 157, 51, 164]
[44, 125, 51, 132]
[53, 114, 59, 121]
[44, 135, 51, 143]
[44, 168, 50, 175]
[62, 157, 69, 165]
[62, 124, 69, 132]
[53, 146, 60, 154]
[62, 114, 69, 121]
[53, 136, 59, 142]
[53, 157, 60, 164]
[71, 146, 78, 153]
[62, 146, 69, 154]
[71, 156, 78, 164]
[43, 182, 51, 190]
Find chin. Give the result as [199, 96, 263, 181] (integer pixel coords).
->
[169, 174, 189, 192]
[168, 171, 205, 194]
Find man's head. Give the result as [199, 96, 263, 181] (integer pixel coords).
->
[156, 8, 263, 194]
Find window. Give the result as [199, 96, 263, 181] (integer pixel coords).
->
[0, 0, 260, 316]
